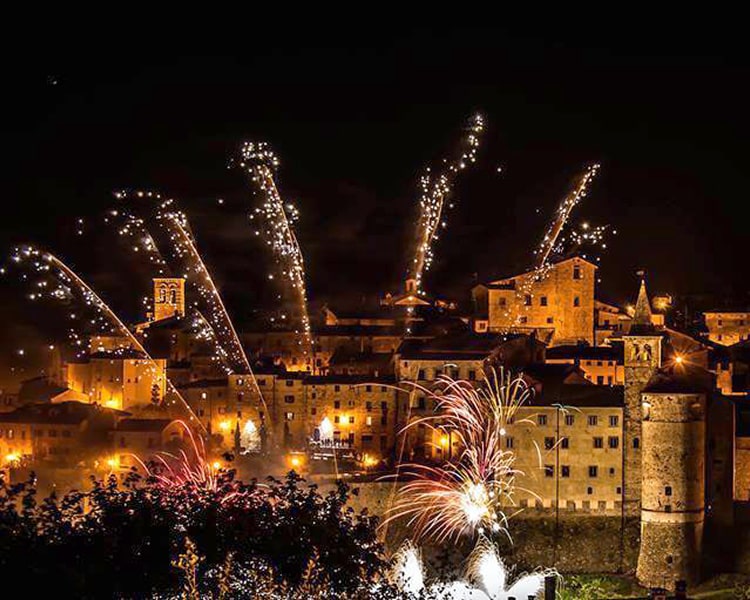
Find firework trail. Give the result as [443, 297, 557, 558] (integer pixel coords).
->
[384, 368, 539, 543]
[533, 163, 600, 271]
[408, 113, 485, 294]
[236, 142, 313, 363]
[155, 200, 253, 375]
[108, 192, 237, 377]
[496, 163, 602, 330]
[130, 420, 222, 492]
[9, 246, 206, 433]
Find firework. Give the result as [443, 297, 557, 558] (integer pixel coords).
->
[236, 142, 313, 362]
[495, 164, 602, 330]
[8, 245, 206, 432]
[385, 368, 537, 542]
[107, 192, 239, 378]
[154, 201, 252, 376]
[533, 163, 600, 271]
[408, 113, 485, 295]
[131, 420, 222, 491]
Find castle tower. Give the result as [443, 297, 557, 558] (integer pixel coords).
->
[153, 278, 185, 322]
[636, 377, 706, 588]
[623, 278, 662, 516]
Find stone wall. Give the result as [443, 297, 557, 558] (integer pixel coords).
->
[323, 479, 640, 575]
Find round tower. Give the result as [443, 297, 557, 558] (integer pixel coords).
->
[636, 386, 705, 588]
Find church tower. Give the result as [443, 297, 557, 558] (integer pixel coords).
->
[622, 278, 662, 516]
[152, 278, 185, 322]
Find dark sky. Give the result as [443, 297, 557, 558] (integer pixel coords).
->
[1, 21, 749, 379]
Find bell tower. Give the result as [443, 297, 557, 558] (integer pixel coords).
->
[622, 277, 662, 516]
[152, 277, 185, 322]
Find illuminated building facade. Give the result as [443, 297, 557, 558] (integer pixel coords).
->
[474, 256, 597, 345]
[704, 310, 750, 346]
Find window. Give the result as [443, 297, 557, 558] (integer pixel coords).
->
[633, 437, 640, 449]
[564, 414, 575, 426]
[348, 399, 355, 408]
[61, 430, 71, 438]
[285, 412, 294, 421]
[380, 415, 387, 426]
[366, 402, 373, 412]
[311, 392, 317, 400]
[468, 370, 476, 381]
[119, 436, 126, 448]
[311, 407, 317, 415]
[609, 467, 616, 475]
[596, 375, 604, 385]
[588, 415, 598, 426]
[365, 385, 372, 392]
[544, 436, 555, 450]
[616, 487, 622, 494]
[48, 429, 58, 438]
[665, 486, 672, 496]
[588, 466, 598, 478]
[538, 414, 547, 426]
[334, 385, 341, 392]
[608, 436, 619, 449]
[418, 369, 426, 381]
[544, 465, 554, 478]
[540, 296, 548, 306]
[574, 296, 581, 307]
[562, 465, 570, 477]
[524, 294, 532, 306]
[609, 415, 619, 427]
[417, 397, 426, 410]
[561, 437, 569, 449]
[285, 380, 294, 387]
[573, 265, 581, 279]
[505, 437, 514, 449]
[284, 395, 294, 404]
[519, 316, 528, 324]
[349, 416, 355, 424]
[366, 416, 373, 426]
[607, 376, 613, 385]
[546, 317, 554, 324]
[380, 386, 387, 392]
[593, 437, 603, 449]
[333, 400, 340, 409]
[334, 416, 340, 424]
[381, 401, 387, 410]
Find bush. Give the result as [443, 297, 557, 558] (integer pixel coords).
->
[0, 470, 386, 598]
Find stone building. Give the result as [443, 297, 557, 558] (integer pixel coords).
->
[473, 256, 597, 345]
[703, 309, 750, 346]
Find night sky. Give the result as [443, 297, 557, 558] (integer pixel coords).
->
[1, 23, 749, 382]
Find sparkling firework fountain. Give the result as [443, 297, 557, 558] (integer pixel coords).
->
[236, 142, 313, 364]
[408, 114, 485, 296]
[8, 246, 205, 432]
[388, 537, 551, 599]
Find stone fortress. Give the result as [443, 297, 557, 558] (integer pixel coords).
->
[2, 255, 750, 589]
